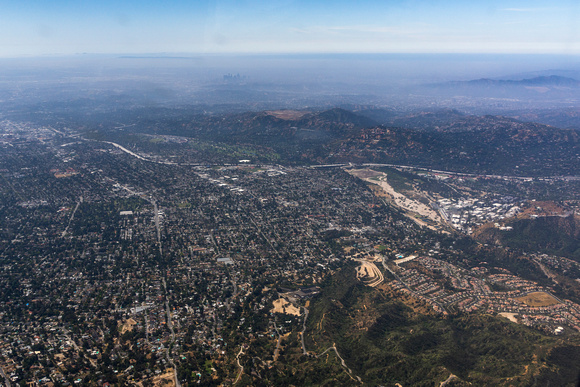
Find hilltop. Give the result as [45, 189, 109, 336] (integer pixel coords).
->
[327, 114, 580, 176]
[75, 106, 580, 176]
[475, 214, 580, 261]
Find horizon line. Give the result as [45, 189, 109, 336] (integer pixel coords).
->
[2, 52, 580, 60]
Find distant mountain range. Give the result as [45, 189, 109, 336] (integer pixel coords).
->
[454, 75, 580, 88]
[426, 75, 580, 98]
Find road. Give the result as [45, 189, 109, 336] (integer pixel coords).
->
[272, 321, 283, 362]
[225, 276, 238, 314]
[298, 304, 363, 384]
[248, 215, 283, 259]
[234, 346, 245, 384]
[64, 332, 96, 368]
[144, 309, 151, 344]
[440, 373, 458, 386]
[103, 141, 177, 165]
[151, 195, 178, 387]
[152, 199, 163, 255]
[360, 162, 575, 181]
[85, 137, 580, 182]
[209, 230, 220, 254]
[300, 307, 309, 355]
[532, 257, 560, 286]
[162, 278, 180, 387]
[316, 344, 362, 383]
[381, 257, 447, 313]
[0, 365, 11, 387]
[62, 196, 83, 237]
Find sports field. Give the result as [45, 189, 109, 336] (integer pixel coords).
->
[515, 292, 560, 307]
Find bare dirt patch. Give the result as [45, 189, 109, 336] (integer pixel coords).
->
[271, 298, 301, 316]
[54, 353, 66, 362]
[499, 312, 519, 323]
[265, 110, 308, 120]
[355, 261, 384, 287]
[515, 292, 560, 307]
[519, 201, 570, 218]
[349, 169, 383, 179]
[119, 318, 137, 334]
[150, 369, 175, 387]
[367, 184, 390, 198]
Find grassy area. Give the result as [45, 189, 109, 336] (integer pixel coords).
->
[516, 292, 560, 307]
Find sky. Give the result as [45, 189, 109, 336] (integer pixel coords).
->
[0, 0, 579, 57]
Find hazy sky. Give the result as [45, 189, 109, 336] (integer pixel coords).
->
[1, 0, 579, 57]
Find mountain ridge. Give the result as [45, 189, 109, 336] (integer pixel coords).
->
[443, 75, 580, 88]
